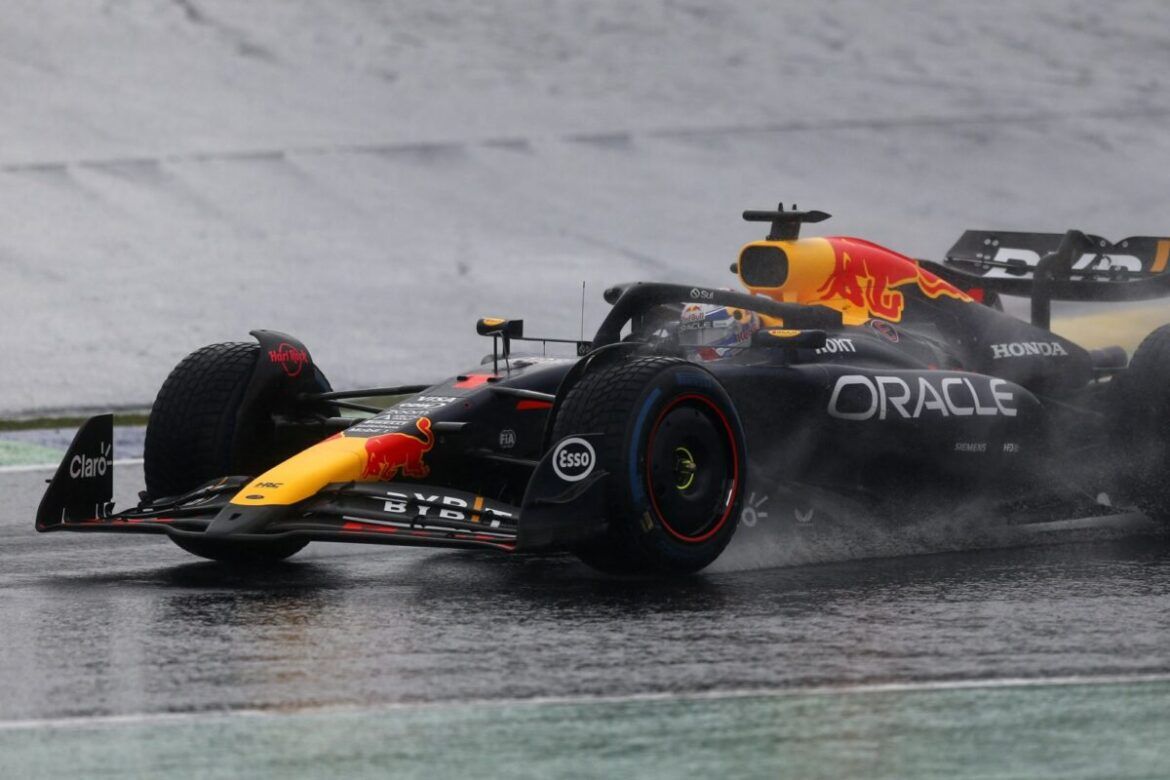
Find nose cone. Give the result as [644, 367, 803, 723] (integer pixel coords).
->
[230, 435, 369, 507]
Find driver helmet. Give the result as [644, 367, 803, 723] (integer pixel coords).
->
[679, 303, 760, 361]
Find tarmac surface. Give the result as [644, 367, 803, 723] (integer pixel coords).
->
[4, 451, 1170, 778]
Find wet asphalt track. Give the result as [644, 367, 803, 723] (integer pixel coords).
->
[5, 459, 1170, 778]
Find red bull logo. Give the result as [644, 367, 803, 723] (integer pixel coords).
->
[361, 418, 434, 480]
[817, 239, 970, 322]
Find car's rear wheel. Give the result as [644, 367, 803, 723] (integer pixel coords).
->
[551, 356, 746, 574]
[145, 341, 317, 563]
[1114, 324, 1170, 522]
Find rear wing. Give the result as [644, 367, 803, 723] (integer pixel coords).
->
[929, 229, 1170, 329]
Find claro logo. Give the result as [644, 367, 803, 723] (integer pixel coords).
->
[828, 374, 1018, 420]
[70, 441, 111, 479]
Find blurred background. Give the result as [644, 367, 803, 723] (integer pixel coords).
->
[2, 0, 1168, 415]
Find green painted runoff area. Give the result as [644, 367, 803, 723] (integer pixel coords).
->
[0, 440, 64, 467]
[3, 679, 1165, 779]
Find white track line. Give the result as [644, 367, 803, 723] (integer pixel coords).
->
[3, 672, 1169, 733]
[0, 458, 143, 475]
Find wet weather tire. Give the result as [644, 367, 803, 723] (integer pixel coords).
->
[144, 342, 261, 499]
[144, 342, 312, 564]
[552, 356, 746, 575]
[1116, 324, 1170, 522]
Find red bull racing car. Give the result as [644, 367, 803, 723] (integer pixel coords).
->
[37, 205, 1170, 573]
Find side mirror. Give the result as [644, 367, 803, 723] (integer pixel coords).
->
[476, 318, 524, 338]
[477, 318, 524, 370]
[751, 328, 827, 351]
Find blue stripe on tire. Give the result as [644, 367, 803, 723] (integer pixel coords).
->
[628, 387, 662, 505]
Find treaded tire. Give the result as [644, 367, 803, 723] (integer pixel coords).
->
[552, 356, 746, 575]
[144, 342, 260, 499]
[1115, 324, 1170, 522]
[145, 342, 311, 564]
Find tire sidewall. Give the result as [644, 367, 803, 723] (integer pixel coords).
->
[610, 363, 746, 572]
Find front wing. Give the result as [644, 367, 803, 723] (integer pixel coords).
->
[36, 416, 608, 554]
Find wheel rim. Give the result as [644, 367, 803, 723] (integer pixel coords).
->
[645, 394, 740, 543]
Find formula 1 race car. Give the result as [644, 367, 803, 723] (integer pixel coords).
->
[37, 205, 1170, 573]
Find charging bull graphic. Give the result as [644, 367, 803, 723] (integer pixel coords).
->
[361, 418, 434, 480]
[817, 239, 971, 322]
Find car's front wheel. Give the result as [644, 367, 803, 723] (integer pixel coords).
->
[551, 356, 747, 574]
[144, 341, 320, 563]
[144, 342, 260, 500]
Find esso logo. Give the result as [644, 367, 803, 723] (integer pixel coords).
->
[551, 437, 596, 482]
